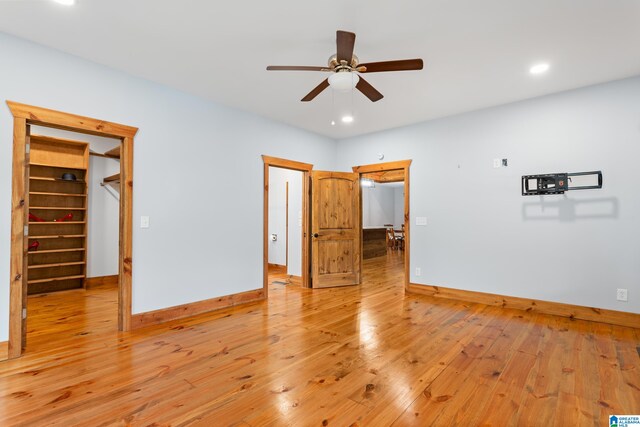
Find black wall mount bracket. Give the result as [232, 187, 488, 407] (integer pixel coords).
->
[521, 171, 603, 196]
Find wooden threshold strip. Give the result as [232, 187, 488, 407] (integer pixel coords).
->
[408, 283, 640, 329]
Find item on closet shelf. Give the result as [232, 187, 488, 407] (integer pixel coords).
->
[29, 212, 46, 222]
[54, 213, 73, 222]
[61, 173, 77, 181]
[28, 240, 40, 252]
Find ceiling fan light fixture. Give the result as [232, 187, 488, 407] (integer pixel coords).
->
[328, 72, 359, 92]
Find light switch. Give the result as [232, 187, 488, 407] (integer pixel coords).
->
[140, 216, 150, 228]
[493, 158, 501, 168]
[416, 217, 427, 226]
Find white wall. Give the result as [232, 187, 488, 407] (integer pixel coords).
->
[30, 126, 121, 279]
[362, 184, 396, 228]
[286, 170, 303, 277]
[0, 32, 336, 342]
[394, 187, 404, 229]
[267, 167, 303, 277]
[336, 76, 640, 314]
[87, 154, 120, 278]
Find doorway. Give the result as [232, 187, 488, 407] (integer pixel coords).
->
[7, 101, 137, 359]
[262, 156, 312, 293]
[24, 126, 121, 353]
[353, 160, 411, 291]
[267, 166, 304, 285]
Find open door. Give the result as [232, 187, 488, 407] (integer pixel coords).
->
[311, 171, 361, 288]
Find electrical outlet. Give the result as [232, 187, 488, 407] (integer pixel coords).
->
[616, 288, 628, 302]
[140, 216, 150, 228]
[415, 267, 421, 277]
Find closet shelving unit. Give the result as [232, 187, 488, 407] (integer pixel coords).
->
[27, 135, 89, 294]
[102, 145, 121, 185]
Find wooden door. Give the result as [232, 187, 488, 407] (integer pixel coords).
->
[311, 171, 361, 288]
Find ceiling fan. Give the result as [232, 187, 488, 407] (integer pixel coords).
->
[266, 30, 423, 103]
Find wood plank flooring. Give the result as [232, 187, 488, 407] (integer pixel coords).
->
[0, 251, 639, 426]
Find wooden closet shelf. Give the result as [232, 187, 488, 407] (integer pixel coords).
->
[29, 261, 86, 270]
[28, 234, 86, 239]
[104, 146, 121, 159]
[29, 207, 87, 210]
[29, 176, 86, 184]
[30, 162, 86, 170]
[28, 275, 85, 285]
[29, 221, 86, 225]
[102, 173, 120, 184]
[28, 248, 86, 255]
[29, 192, 86, 197]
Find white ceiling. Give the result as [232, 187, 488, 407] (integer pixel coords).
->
[1, 0, 639, 139]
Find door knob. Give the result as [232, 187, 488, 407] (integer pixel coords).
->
[313, 233, 319, 238]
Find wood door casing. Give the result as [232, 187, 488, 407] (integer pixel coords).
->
[7, 101, 138, 359]
[311, 171, 361, 288]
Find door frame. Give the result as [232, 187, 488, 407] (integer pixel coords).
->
[262, 155, 313, 292]
[352, 160, 411, 291]
[6, 101, 138, 359]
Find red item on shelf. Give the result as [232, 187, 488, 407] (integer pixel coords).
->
[28, 240, 40, 251]
[54, 213, 73, 222]
[29, 212, 46, 222]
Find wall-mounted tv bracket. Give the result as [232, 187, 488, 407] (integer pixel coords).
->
[521, 171, 603, 196]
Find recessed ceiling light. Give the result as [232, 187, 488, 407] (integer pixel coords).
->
[341, 115, 354, 124]
[330, 120, 336, 126]
[53, 0, 75, 5]
[529, 63, 550, 75]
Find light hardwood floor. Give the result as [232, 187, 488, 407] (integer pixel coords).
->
[1, 252, 639, 426]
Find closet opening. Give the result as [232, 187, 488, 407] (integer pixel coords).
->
[7, 101, 137, 359]
[25, 127, 121, 353]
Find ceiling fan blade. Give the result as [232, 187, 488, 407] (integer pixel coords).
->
[336, 30, 356, 63]
[356, 77, 383, 102]
[301, 79, 330, 102]
[359, 59, 424, 73]
[267, 66, 330, 71]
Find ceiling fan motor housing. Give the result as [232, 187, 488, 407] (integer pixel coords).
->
[328, 53, 359, 70]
